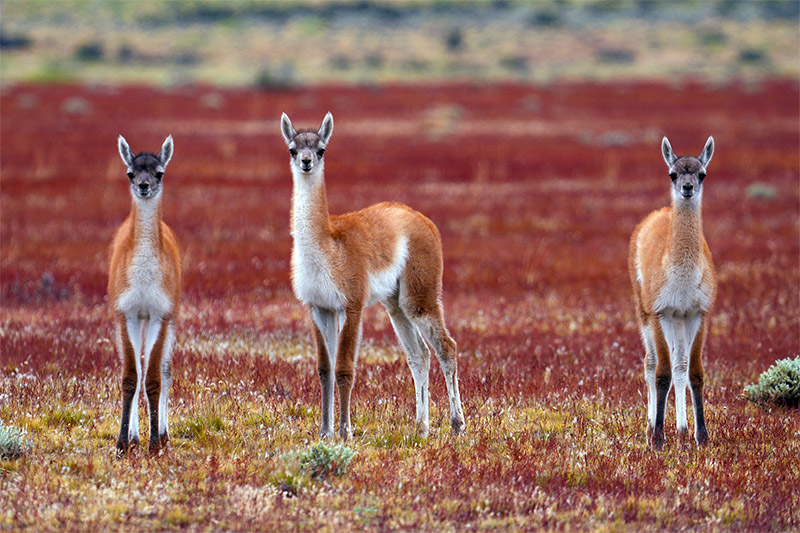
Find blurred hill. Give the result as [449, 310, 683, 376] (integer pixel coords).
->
[1, 0, 798, 86]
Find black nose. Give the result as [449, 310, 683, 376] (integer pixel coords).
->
[683, 184, 693, 192]
[301, 158, 311, 165]
[139, 183, 149, 191]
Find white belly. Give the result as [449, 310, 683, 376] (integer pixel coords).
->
[116, 243, 172, 319]
[654, 266, 712, 315]
[365, 236, 408, 307]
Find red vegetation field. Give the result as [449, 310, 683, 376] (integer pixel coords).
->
[1, 80, 798, 529]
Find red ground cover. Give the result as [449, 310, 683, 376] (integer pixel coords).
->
[1, 80, 798, 528]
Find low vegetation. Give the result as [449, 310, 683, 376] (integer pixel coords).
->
[1, 81, 798, 528]
[744, 356, 800, 409]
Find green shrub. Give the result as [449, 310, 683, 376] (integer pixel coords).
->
[743, 356, 800, 409]
[295, 441, 355, 481]
[0, 422, 32, 459]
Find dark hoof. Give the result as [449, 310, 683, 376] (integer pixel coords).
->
[650, 426, 665, 451]
[116, 436, 140, 457]
[696, 430, 709, 447]
[451, 416, 465, 435]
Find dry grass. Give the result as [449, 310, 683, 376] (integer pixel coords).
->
[1, 81, 799, 529]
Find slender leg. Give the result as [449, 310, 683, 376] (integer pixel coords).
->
[158, 322, 176, 448]
[651, 316, 671, 451]
[410, 305, 465, 435]
[311, 307, 338, 439]
[662, 315, 689, 441]
[143, 318, 167, 454]
[335, 308, 362, 440]
[383, 297, 432, 437]
[689, 315, 710, 446]
[640, 322, 658, 442]
[118, 315, 144, 453]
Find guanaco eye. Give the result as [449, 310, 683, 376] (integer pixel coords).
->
[698, 172, 706, 181]
[155, 171, 163, 179]
[317, 148, 326, 157]
[288, 148, 298, 157]
[669, 172, 678, 181]
[127, 172, 134, 180]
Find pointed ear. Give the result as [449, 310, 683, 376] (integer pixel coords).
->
[661, 136, 677, 167]
[318, 112, 333, 145]
[281, 113, 296, 146]
[698, 136, 714, 167]
[158, 135, 174, 167]
[118, 135, 134, 167]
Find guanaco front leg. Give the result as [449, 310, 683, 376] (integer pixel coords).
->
[311, 306, 338, 439]
[117, 315, 143, 454]
[335, 308, 362, 440]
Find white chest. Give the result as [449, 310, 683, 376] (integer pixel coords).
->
[291, 243, 345, 309]
[116, 237, 172, 319]
[654, 265, 712, 315]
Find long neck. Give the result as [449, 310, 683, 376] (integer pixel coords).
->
[669, 200, 703, 267]
[131, 195, 163, 248]
[290, 166, 332, 245]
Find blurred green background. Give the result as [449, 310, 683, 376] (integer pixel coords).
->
[1, 0, 798, 87]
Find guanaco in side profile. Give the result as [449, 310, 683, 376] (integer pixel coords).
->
[109, 135, 181, 455]
[280, 112, 465, 440]
[629, 136, 716, 450]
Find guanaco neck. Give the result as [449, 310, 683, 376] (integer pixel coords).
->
[290, 165, 333, 246]
[669, 199, 704, 268]
[130, 195, 163, 248]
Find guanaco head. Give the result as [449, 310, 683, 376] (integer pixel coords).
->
[118, 135, 174, 200]
[280, 112, 333, 176]
[662, 136, 714, 204]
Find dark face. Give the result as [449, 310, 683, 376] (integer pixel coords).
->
[288, 131, 326, 174]
[127, 153, 164, 199]
[668, 157, 706, 201]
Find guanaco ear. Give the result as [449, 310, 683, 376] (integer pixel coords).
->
[281, 113, 296, 146]
[118, 135, 134, 167]
[318, 112, 333, 145]
[661, 136, 677, 167]
[158, 135, 174, 168]
[698, 136, 714, 167]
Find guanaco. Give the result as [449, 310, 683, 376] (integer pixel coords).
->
[629, 136, 716, 450]
[280, 112, 465, 439]
[108, 135, 181, 454]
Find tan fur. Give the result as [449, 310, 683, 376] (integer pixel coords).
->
[628, 136, 717, 450]
[283, 112, 464, 440]
[109, 136, 181, 455]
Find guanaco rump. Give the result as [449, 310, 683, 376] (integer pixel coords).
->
[629, 136, 716, 450]
[108, 135, 181, 454]
[281, 112, 465, 439]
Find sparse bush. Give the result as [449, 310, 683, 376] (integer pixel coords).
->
[299, 441, 354, 480]
[280, 441, 355, 483]
[445, 28, 463, 52]
[744, 357, 800, 409]
[596, 47, 635, 64]
[254, 66, 295, 90]
[0, 422, 32, 459]
[746, 182, 777, 199]
[75, 41, 104, 62]
[739, 47, 767, 64]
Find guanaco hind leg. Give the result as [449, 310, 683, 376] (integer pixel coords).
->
[410, 307, 465, 434]
[384, 297, 432, 437]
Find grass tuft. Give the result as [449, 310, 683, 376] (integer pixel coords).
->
[743, 356, 800, 409]
[0, 421, 32, 459]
